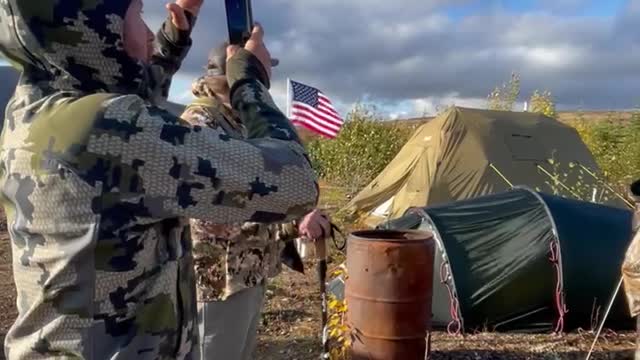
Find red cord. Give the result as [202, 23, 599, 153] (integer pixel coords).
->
[549, 239, 568, 333]
[440, 261, 462, 335]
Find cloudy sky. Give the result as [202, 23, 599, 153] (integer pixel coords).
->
[2, 0, 639, 119]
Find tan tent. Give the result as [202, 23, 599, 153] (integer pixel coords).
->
[345, 106, 622, 227]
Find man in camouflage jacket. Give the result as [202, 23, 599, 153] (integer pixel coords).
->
[181, 43, 330, 359]
[0, 1, 318, 359]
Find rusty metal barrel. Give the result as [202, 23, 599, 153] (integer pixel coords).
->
[345, 230, 434, 360]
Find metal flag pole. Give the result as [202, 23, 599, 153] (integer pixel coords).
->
[286, 78, 291, 118]
[316, 236, 330, 359]
[287, 77, 312, 259]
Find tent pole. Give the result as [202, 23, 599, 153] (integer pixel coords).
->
[286, 78, 291, 118]
[585, 277, 623, 360]
[489, 163, 514, 188]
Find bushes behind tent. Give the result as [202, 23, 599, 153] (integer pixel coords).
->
[305, 104, 413, 193]
[567, 111, 640, 194]
[306, 106, 640, 199]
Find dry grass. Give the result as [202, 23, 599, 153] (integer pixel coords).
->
[557, 111, 635, 123]
[428, 331, 635, 359]
[255, 261, 637, 359]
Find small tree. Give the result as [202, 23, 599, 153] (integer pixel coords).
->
[487, 72, 521, 111]
[569, 111, 638, 193]
[306, 103, 412, 191]
[529, 90, 557, 118]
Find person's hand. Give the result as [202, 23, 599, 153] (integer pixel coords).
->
[298, 209, 331, 241]
[167, 0, 202, 30]
[226, 23, 273, 79]
[175, 0, 203, 15]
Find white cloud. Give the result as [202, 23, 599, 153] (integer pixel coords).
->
[412, 93, 490, 116]
[505, 45, 584, 68]
[269, 80, 289, 113]
[147, 0, 637, 118]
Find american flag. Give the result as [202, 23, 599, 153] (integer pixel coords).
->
[288, 80, 343, 139]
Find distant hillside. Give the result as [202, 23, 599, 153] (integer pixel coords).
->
[557, 111, 634, 123]
[393, 111, 635, 127]
[297, 110, 636, 143]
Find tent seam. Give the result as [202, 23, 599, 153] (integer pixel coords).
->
[515, 185, 568, 334]
[410, 207, 465, 334]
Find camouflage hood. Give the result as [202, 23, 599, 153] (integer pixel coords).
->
[0, 0, 146, 96]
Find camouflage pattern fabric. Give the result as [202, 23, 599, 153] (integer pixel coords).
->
[182, 90, 300, 302]
[625, 212, 640, 359]
[623, 181, 640, 359]
[0, 1, 318, 359]
[624, 186, 640, 318]
[189, 219, 297, 302]
[624, 230, 640, 314]
[622, 180, 640, 360]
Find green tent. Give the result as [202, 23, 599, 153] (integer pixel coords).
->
[330, 187, 633, 332]
[376, 187, 633, 333]
[344, 107, 623, 228]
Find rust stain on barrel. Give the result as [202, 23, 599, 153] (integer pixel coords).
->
[346, 230, 434, 360]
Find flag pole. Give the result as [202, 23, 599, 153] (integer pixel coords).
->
[287, 77, 308, 258]
[286, 78, 291, 118]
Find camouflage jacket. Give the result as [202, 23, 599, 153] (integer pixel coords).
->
[182, 95, 300, 302]
[0, 1, 318, 360]
[623, 187, 640, 317]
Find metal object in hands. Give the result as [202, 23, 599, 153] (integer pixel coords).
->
[316, 236, 330, 359]
[281, 240, 305, 274]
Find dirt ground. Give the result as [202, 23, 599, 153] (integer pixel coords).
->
[0, 213, 637, 359]
[255, 260, 637, 360]
[0, 219, 16, 360]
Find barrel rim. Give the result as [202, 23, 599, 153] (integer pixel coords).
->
[349, 229, 434, 243]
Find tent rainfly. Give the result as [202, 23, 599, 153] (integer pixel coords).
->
[378, 187, 634, 333]
[345, 106, 620, 228]
[330, 187, 633, 333]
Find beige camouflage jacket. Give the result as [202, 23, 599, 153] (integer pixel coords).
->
[623, 189, 640, 317]
[182, 96, 300, 302]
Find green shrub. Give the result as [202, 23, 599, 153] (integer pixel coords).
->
[568, 110, 640, 194]
[307, 104, 412, 191]
[487, 72, 521, 111]
[529, 90, 557, 118]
